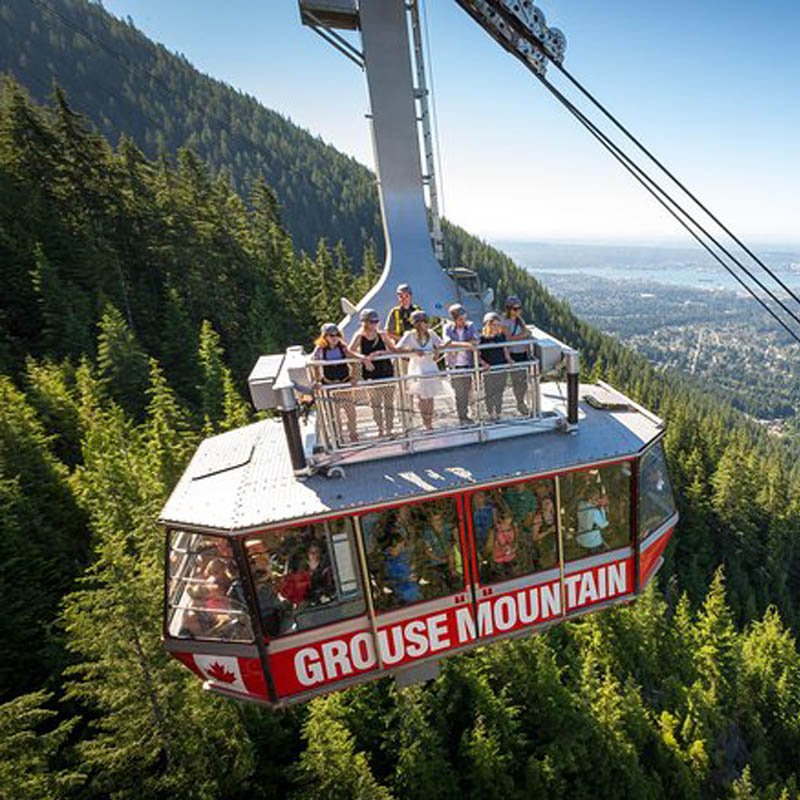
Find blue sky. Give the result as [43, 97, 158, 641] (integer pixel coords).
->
[102, 0, 800, 245]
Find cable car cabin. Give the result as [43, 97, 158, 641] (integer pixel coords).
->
[159, 342, 678, 707]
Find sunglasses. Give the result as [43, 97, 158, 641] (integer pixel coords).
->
[509, 305, 522, 311]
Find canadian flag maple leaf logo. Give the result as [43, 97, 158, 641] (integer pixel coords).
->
[206, 661, 237, 684]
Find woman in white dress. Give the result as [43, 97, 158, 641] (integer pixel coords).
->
[397, 310, 453, 430]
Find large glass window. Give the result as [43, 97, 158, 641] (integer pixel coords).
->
[361, 498, 463, 612]
[167, 531, 253, 642]
[559, 463, 632, 561]
[639, 443, 676, 540]
[471, 478, 558, 585]
[244, 519, 365, 638]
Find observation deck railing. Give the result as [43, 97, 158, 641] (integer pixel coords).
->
[307, 340, 546, 453]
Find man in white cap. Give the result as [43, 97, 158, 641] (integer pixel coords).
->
[442, 303, 479, 424]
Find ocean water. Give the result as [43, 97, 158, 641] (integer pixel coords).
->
[494, 240, 800, 293]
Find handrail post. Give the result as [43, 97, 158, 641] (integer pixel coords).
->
[276, 381, 307, 474]
[564, 348, 579, 428]
[398, 373, 412, 445]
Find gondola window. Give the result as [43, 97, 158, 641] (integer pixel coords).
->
[167, 531, 253, 642]
[244, 520, 365, 637]
[361, 498, 463, 611]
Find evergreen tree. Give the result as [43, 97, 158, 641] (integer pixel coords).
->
[0, 690, 83, 799]
[64, 368, 255, 798]
[391, 687, 458, 800]
[292, 695, 393, 800]
[23, 356, 82, 466]
[30, 244, 94, 359]
[0, 375, 87, 699]
[96, 303, 150, 419]
[197, 319, 228, 432]
[143, 358, 195, 489]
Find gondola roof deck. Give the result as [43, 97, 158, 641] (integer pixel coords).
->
[159, 381, 664, 533]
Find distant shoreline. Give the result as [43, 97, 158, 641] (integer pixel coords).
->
[494, 240, 800, 293]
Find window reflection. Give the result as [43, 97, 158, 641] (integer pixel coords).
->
[639, 444, 676, 540]
[167, 532, 253, 642]
[560, 463, 631, 561]
[244, 520, 364, 637]
[473, 478, 558, 585]
[362, 499, 463, 611]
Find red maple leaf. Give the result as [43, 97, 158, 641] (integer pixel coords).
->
[206, 661, 237, 684]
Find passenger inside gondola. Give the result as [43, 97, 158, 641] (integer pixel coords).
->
[383, 534, 422, 604]
[180, 571, 250, 641]
[576, 488, 610, 551]
[243, 521, 364, 636]
[488, 510, 518, 576]
[471, 490, 496, 555]
[252, 566, 294, 637]
[419, 509, 461, 586]
[474, 477, 558, 584]
[362, 499, 462, 610]
[306, 541, 335, 604]
[560, 464, 631, 559]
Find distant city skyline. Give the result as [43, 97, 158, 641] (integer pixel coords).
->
[103, 0, 800, 245]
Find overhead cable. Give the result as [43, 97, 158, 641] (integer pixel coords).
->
[478, 0, 800, 312]
[549, 59, 800, 310]
[533, 76, 800, 337]
[540, 81, 800, 345]
[456, 0, 800, 342]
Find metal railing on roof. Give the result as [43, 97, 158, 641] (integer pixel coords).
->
[306, 342, 544, 452]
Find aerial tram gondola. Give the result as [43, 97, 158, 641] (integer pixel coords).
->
[159, 0, 678, 706]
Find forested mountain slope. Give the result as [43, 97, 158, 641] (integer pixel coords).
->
[1, 2, 800, 797]
[2, 78, 800, 800]
[0, 0, 381, 258]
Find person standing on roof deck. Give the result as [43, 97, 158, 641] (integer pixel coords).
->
[479, 312, 513, 421]
[502, 295, 531, 416]
[385, 283, 421, 343]
[350, 308, 397, 438]
[310, 323, 370, 444]
[397, 310, 452, 431]
[443, 303, 479, 425]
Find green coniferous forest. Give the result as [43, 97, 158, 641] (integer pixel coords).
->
[1, 2, 800, 798]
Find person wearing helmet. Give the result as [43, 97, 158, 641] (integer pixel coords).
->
[349, 308, 396, 438]
[396, 309, 453, 430]
[501, 295, 531, 415]
[310, 323, 370, 443]
[442, 302, 479, 424]
[384, 283, 421, 342]
[479, 311, 513, 421]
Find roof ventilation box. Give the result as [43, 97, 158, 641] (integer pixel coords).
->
[248, 354, 285, 411]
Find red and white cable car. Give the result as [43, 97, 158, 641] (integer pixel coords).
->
[159, 1, 678, 705]
[160, 377, 676, 705]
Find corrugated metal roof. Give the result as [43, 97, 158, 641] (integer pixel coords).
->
[159, 383, 663, 532]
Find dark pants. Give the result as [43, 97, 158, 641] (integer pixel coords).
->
[450, 367, 474, 423]
[484, 370, 507, 417]
[509, 352, 529, 414]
